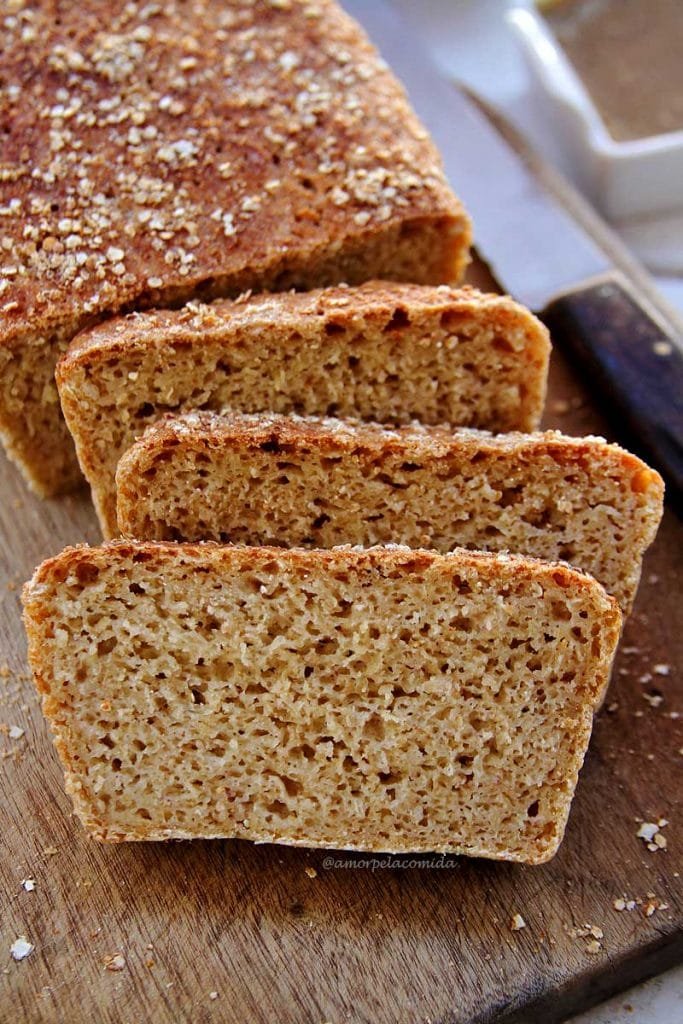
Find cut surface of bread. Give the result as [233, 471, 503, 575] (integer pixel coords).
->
[117, 412, 663, 615]
[58, 283, 550, 536]
[0, 0, 470, 498]
[23, 542, 621, 862]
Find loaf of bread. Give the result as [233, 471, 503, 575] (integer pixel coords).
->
[23, 542, 621, 862]
[0, 0, 470, 499]
[58, 283, 550, 536]
[117, 412, 663, 614]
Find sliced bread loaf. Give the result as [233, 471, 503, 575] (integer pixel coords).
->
[0, 0, 470, 498]
[116, 412, 663, 614]
[57, 283, 550, 537]
[23, 542, 621, 863]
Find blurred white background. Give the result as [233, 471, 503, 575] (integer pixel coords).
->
[391, 0, 683, 317]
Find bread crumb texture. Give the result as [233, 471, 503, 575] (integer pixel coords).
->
[116, 411, 663, 614]
[22, 543, 621, 862]
[0, 0, 470, 497]
[58, 282, 549, 536]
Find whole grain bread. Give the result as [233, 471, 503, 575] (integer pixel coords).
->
[58, 282, 550, 536]
[117, 411, 663, 614]
[0, 0, 471, 498]
[22, 542, 621, 862]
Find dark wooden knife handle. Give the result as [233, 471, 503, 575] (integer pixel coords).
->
[543, 272, 683, 511]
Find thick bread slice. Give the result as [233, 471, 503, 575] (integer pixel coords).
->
[58, 283, 550, 537]
[116, 412, 663, 615]
[0, 0, 470, 499]
[23, 542, 621, 863]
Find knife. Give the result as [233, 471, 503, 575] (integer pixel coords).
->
[344, 0, 683, 509]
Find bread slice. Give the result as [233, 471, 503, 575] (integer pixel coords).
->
[116, 412, 663, 615]
[23, 541, 621, 863]
[58, 283, 550, 537]
[0, 0, 471, 499]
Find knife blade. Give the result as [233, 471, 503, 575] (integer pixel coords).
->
[343, 0, 683, 508]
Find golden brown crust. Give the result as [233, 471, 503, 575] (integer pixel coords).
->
[1, 3, 468, 344]
[59, 282, 533, 368]
[119, 407, 662, 478]
[0, 0, 470, 495]
[25, 536, 613, 587]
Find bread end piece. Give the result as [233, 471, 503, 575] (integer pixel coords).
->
[0, 0, 471, 498]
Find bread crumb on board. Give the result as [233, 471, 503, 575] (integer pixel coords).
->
[10, 937, 34, 961]
[643, 899, 669, 917]
[510, 913, 526, 931]
[613, 893, 670, 916]
[567, 923, 605, 955]
[102, 953, 126, 972]
[636, 820, 669, 851]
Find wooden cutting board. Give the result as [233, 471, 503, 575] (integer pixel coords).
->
[0, 262, 681, 1024]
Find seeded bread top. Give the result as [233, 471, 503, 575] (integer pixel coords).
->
[124, 408, 662, 481]
[0, 0, 468, 346]
[59, 282, 542, 366]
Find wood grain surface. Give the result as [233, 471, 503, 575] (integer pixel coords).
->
[1, 265, 681, 1024]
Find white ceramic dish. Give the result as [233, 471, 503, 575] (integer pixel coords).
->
[508, 3, 683, 221]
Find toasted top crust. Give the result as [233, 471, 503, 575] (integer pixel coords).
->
[0, 0, 467, 346]
[26, 540, 618, 600]
[59, 282, 547, 368]
[124, 409, 665, 489]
